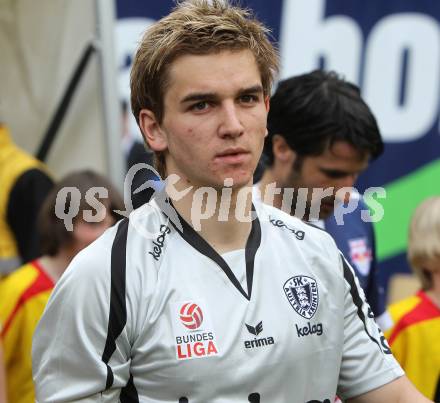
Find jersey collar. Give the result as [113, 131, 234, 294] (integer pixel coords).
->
[165, 202, 261, 301]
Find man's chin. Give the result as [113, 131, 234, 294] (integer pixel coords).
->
[304, 202, 335, 221]
[318, 210, 333, 220]
[216, 171, 253, 189]
[318, 203, 335, 220]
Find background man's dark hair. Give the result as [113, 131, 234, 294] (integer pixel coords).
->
[263, 69, 384, 166]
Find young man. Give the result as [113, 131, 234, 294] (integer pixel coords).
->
[258, 70, 389, 329]
[32, 1, 430, 402]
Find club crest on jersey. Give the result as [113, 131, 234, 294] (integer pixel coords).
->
[348, 237, 372, 276]
[171, 301, 219, 361]
[283, 276, 319, 319]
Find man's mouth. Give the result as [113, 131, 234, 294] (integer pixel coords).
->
[320, 198, 336, 209]
[214, 148, 250, 164]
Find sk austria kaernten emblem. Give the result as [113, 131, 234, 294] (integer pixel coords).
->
[283, 276, 319, 319]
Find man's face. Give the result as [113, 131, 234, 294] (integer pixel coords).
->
[143, 49, 269, 190]
[285, 141, 369, 220]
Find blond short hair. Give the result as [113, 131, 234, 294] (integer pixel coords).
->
[408, 196, 440, 290]
[130, 0, 279, 177]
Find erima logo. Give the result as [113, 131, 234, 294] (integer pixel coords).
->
[269, 217, 305, 240]
[296, 322, 323, 338]
[246, 321, 263, 336]
[284, 276, 319, 319]
[148, 224, 171, 261]
[244, 321, 275, 349]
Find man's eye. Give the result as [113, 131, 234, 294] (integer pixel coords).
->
[321, 170, 346, 179]
[191, 101, 209, 111]
[240, 94, 258, 103]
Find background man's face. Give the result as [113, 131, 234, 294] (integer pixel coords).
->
[286, 141, 369, 220]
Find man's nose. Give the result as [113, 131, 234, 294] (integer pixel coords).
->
[218, 102, 244, 138]
[336, 174, 358, 189]
[334, 174, 358, 202]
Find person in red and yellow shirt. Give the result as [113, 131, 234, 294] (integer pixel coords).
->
[0, 170, 123, 403]
[385, 196, 440, 401]
[0, 124, 54, 276]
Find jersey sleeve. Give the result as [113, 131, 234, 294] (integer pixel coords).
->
[337, 254, 404, 400]
[32, 220, 135, 402]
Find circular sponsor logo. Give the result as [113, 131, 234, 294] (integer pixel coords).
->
[179, 303, 204, 330]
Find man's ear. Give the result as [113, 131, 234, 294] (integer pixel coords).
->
[272, 134, 296, 164]
[264, 95, 270, 112]
[264, 96, 270, 138]
[139, 109, 168, 151]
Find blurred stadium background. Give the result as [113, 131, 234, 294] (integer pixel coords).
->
[1, 0, 439, 300]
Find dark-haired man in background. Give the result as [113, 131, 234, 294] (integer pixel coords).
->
[258, 70, 390, 329]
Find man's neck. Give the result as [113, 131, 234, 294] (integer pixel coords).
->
[259, 169, 321, 222]
[168, 184, 254, 254]
[258, 169, 285, 212]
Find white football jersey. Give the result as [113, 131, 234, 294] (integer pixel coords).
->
[32, 198, 403, 403]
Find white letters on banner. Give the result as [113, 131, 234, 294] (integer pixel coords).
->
[280, 0, 440, 143]
[363, 15, 440, 141]
[280, 0, 362, 83]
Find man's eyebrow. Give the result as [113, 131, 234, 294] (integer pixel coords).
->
[238, 84, 264, 95]
[320, 168, 354, 177]
[180, 84, 264, 104]
[320, 168, 346, 173]
[180, 92, 218, 104]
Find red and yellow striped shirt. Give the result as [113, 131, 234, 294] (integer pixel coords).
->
[0, 260, 54, 403]
[385, 290, 440, 400]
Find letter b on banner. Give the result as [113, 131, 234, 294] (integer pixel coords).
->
[280, 0, 362, 83]
[280, 0, 440, 143]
